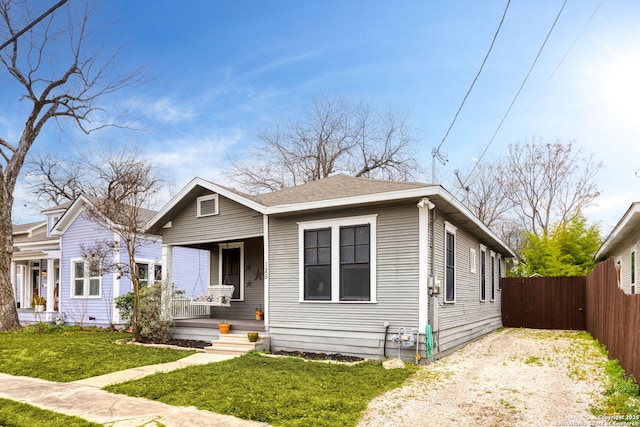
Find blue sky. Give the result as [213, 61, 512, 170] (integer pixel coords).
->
[9, 0, 640, 235]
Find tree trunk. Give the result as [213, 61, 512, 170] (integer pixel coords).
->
[0, 178, 21, 330]
[127, 247, 141, 341]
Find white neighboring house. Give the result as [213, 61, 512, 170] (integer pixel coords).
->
[595, 202, 640, 294]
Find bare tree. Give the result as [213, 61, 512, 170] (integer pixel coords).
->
[228, 95, 421, 193]
[25, 153, 86, 208]
[502, 140, 601, 237]
[0, 1, 141, 330]
[459, 139, 601, 262]
[458, 164, 515, 228]
[31, 151, 162, 340]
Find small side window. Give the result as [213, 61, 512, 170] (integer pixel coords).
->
[197, 194, 219, 217]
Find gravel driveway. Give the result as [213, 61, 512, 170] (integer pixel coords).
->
[359, 328, 609, 427]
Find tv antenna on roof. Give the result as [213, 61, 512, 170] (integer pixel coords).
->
[431, 148, 448, 183]
[454, 158, 481, 193]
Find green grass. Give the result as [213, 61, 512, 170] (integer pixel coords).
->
[0, 398, 100, 427]
[592, 359, 640, 416]
[105, 352, 416, 427]
[0, 325, 196, 382]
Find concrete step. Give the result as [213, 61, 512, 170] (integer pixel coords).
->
[204, 332, 270, 355]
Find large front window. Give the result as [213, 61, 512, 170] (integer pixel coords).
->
[71, 259, 101, 297]
[299, 215, 376, 303]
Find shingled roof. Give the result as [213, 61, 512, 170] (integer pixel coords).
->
[250, 174, 432, 207]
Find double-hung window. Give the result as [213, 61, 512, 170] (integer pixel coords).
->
[299, 215, 376, 303]
[480, 245, 486, 302]
[444, 222, 456, 303]
[71, 258, 101, 298]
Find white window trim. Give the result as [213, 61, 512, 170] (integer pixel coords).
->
[490, 250, 496, 302]
[70, 257, 102, 299]
[469, 248, 476, 274]
[219, 242, 245, 301]
[444, 221, 456, 304]
[497, 254, 503, 291]
[196, 194, 219, 217]
[134, 258, 161, 288]
[298, 214, 377, 303]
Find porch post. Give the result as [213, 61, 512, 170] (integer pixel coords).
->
[161, 244, 173, 318]
[10, 261, 16, 302]
[45, 258, 56, 319]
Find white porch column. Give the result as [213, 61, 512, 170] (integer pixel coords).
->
[45, 258, 56, 320]
[161, 244, 173, 318]
[10, 262, 17, 301]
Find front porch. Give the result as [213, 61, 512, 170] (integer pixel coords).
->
[172, 317, 266, 341]
[17, 308, 62, 325]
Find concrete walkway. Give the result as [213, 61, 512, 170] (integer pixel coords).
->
[0, 352, 270, 427]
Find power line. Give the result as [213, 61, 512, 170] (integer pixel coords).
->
[472, 0, 569, 171]
[0, 0, 69, 51]
[436, 0, 511, 152]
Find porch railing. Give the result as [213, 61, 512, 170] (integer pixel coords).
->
[171, 298, 210, 319]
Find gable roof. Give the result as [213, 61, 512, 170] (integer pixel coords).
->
[51, 194, 158, 235]
[146, 174, 515, 257]
[595, 202, 640, 261]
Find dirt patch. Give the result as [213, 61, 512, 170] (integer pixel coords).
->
[358, 328, 610, 427]
[136, 337, 211, 349]
[272, 350, 364, 363]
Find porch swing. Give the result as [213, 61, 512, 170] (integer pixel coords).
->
[189, 251, 235, 307]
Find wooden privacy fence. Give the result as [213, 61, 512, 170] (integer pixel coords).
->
[586, 258, 640, 382]
[502, 258, 640, 381]
[502, 276, 586, 330]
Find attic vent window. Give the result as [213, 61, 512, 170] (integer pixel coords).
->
[197, 194, 219, 217]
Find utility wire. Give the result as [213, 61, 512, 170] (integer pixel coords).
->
[472, 0, 569, 172]
[0, 0, 69, 51]
[524, 0, 605, 115]
[436, 0, 511, 152]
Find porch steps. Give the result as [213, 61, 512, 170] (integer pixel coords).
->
[205, 332, 270, 355]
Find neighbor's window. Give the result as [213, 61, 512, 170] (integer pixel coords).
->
[444, 222, 456, 303]
[71, 259, 101, 298]
[299, 215, 376, 303]
[632, 251, 636, 285]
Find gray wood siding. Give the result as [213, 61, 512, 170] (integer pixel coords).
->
[267, 203, 421, 357]
[430, 211, 503, 356]
[211, 237, 265, 320]
[162, 192, 263, 244]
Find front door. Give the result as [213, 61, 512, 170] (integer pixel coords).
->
[222, 247, 241, 300]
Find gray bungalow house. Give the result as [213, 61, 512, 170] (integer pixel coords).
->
[146, 174, 514, 360]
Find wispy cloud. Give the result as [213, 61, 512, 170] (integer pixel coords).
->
[126, 96, 196, 124]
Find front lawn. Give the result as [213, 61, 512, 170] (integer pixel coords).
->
[0, 398, 100, 427]
[0, 325, 196, 382]
[105, 352, 416, 427]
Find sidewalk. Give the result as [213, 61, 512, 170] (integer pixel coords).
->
[0, 352, 270, 427]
